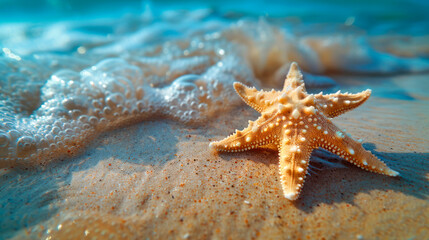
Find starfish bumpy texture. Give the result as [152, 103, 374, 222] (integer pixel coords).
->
[210, 62, 399, 200]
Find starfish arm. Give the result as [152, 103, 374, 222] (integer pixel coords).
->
[314, 90, 371, 118]
[233, 82, 279, 113]
[209, 117, 281, 152]
[278, 134, 313, 200]
[316, 119, 399, 176]
[282, 62, 306, 92]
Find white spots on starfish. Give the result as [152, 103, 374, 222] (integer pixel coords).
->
[285, 129, 291, 134]
[348, 147, 355, 155]
[302, 129, 307, 133]
[323, 130, 328, 135]
[297, 167, 304, 173]
[278, 103, 289, 113]
[304, 106, 316, 115]
[291, 108, 300, 119]
[303, 94, 315, 104]
[344, 100, 350, 105]
[289, 145, 302, 153]
[387, 169, 399, 176]
[283, 192, 297, 201]
[362, 159, 368, 165]
[300, 137, 306, 142]
[246, 136, 252, 142]
[316, 126, 322, 130]
[251, 125, 258, 132]
[279, 93, 288, 102]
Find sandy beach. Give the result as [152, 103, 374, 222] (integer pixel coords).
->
[1, 73, 427, 239]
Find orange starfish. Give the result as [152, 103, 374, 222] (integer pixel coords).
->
[210, 62, 399, 200]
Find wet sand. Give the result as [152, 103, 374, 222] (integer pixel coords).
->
[2, 74, 428, 239]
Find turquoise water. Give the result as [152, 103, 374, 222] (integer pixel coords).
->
[0, 0, 428, 239]
[1, 0, 429, 30]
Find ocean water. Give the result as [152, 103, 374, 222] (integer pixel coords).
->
[0, 0, 428, 239]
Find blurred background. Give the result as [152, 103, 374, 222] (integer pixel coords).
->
[0, 0, 428, 36]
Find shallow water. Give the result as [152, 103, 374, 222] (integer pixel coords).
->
[0, 1, 428, 239]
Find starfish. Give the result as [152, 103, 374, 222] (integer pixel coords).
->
[209, 62, 399, 200]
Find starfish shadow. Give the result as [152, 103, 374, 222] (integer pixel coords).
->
[214, 141, 428, 213]
[293, 143, 429, 212]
